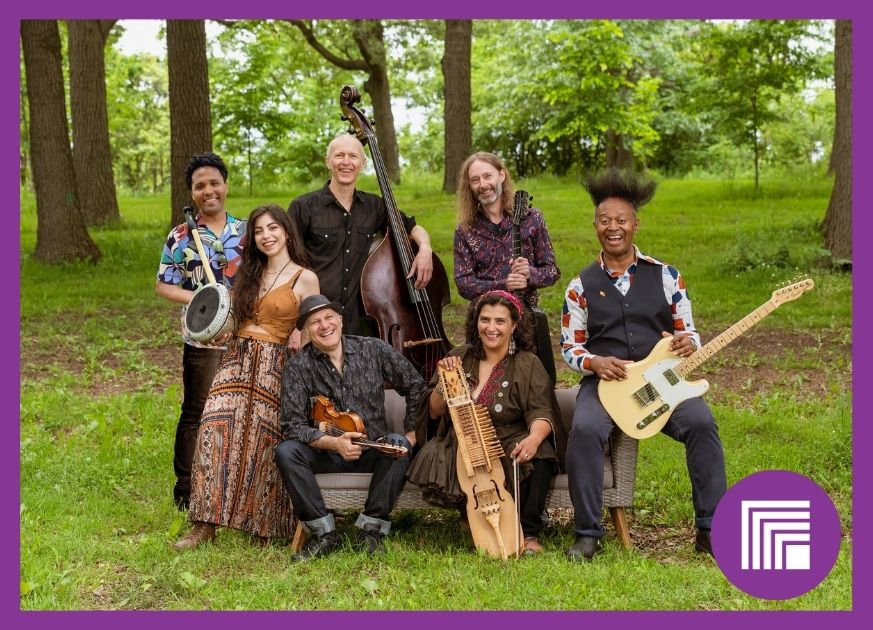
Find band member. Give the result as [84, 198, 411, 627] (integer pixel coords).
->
[454, 151, 560, 307]
[454, 152, 561, 383]
[173, 205, 319, 550]
[407, 291, 565, 555]
[561, 168, 726, 561]
[274, 295, 427, 560]
[155, 152, 245, 511]
[287, 134, 434, 335]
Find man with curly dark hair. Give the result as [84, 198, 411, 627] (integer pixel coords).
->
[155, 152, 246, 511]
[560, 168, 726, 561]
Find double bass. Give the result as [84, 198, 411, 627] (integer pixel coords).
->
[437, 362, 522, 559]
[339, 86, 453, 382]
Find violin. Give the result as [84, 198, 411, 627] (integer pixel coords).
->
[339, 85, 453, 382]
[310, 395, 408, 458]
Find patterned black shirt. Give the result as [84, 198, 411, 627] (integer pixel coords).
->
[288, 182, 417, 334]
[280, 335, 427, 444]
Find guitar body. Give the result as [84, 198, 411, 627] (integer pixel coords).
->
[598, 336, 710, 440]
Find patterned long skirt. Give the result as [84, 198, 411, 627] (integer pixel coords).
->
[188, 337, 294, 538]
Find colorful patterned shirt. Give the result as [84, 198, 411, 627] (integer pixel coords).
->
[561, 246, 700, 376]
[453, 207, 560, 306]
[280, 335, 427, 444]
[156, 212, 246, 345]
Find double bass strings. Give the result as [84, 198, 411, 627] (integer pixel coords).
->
[363, 129, 444, 370]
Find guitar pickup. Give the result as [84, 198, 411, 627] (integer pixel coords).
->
[636, 404, 671, 430]
[632, 383, 659, 407]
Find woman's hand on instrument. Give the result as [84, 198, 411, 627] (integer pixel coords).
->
[408, 246, 433, 289]
[590, 355, 632, 381]
[436, 355, 461, 372]
[333, 432, 365, 461]
[510, 434, 543, 463]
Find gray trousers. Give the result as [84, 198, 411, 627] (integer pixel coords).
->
[565, 378, 727, 537]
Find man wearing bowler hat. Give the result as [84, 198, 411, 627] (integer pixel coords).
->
[275, 295, 427, 561]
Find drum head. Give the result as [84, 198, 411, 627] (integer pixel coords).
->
[187, 285, 221, 333]
[185, 284, 233, 342]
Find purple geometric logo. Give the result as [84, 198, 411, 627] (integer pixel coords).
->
[711, 470, 842, 600]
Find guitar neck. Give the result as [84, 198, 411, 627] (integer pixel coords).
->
[675, 299, 779, 377]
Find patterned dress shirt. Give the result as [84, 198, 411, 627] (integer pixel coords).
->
[280, 335, 427, 444]
[561, 245, 700, 376]
[453, 206, 559, 306]
[156, 212, 246, 346]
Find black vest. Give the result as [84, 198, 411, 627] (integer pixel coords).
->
[579, 258, 673, 362]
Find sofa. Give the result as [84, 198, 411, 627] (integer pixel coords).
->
[290, 385, 638, 551]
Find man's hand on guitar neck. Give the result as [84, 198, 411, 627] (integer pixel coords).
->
[663, 331, 696, 358]
[506, 257, 530, 291]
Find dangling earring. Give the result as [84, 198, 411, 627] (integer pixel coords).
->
[508, 336, 516, 356]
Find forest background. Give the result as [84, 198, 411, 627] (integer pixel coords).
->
[18, 18, 853, 611]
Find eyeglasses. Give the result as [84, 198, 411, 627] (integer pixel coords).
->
[212, 240, 228, 269]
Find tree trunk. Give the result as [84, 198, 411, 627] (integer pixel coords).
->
[822, 20, 852, 265]
[605, 129, 633, 169]
[67, 19, 119, 226]
[167, 20, 212, 228]
[21, 20, 100, 263]
[441, 20, 472, 193]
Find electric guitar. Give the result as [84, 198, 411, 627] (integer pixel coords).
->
[598, 278, 815, 440]
[511, 190, 557, 385]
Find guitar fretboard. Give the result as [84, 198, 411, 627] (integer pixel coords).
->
[676, 300, 778, 377]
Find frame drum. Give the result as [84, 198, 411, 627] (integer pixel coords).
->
[185, 283, 235, 343]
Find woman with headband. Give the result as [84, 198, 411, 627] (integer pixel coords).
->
[407, 290, 565, 555]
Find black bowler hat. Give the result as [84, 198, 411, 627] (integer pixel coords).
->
[296, 294, 343, 330]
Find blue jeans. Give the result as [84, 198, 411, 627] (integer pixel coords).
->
[566, 378, 726, 537]
[173, 343, 222, 506]
[274, 433, 412, 535]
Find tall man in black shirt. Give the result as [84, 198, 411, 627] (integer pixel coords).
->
[275, 294, 427, 560]
[288, 134, 434, 335]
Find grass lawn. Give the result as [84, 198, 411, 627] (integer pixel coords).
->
[19, 174, 852, 610]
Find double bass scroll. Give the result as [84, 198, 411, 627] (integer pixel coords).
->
[438, 363, 522, 559]
[339, 86, 453, 382]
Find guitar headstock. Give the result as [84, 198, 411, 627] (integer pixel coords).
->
[511, 190, 531, 226]
[770, 277, 815, 306]
[339, 85, 376, 146]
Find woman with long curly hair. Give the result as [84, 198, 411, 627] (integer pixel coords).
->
[407, 290, 566, 555]
[174, 204, 319, 549]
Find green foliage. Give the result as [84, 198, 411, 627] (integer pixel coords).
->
[695, 20, 830, 188]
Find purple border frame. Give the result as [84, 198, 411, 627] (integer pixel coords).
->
[7, 1, 868, 628]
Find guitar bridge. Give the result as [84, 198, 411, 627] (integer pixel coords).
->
[632, 383, 659, 407]
[636, 404, 671, 430]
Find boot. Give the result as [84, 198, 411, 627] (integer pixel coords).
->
[173, 522, 216, 551]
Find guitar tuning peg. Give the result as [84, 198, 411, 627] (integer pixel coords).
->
[347, 127, 355, 135]
[370, 118, 376, 126]
[340, 115, 349, 121]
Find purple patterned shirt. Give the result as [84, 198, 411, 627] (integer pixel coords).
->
[453, 207, 560, 306]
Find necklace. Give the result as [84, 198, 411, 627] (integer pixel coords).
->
[255, 259, 292, 323]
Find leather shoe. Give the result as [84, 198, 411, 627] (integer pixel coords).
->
[522, 536, 543, 556]
[173, 522, 215, 551]
[358, 529, 386, 555]
[292, 531, 341, 562]
[695, 529, 713, 556]
[566, 535, 601, 562]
